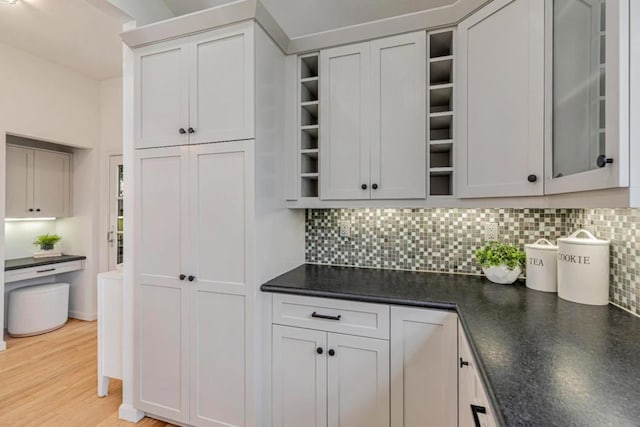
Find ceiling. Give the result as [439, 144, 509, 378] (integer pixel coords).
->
[0, 0, 460, 81]
[0, 0, 125, 80]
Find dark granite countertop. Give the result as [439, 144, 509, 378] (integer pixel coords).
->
[5, 255, 87, 271]
[261, 264, 640, 427]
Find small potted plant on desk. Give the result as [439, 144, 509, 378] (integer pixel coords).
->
[475, 241, 525, 284]
[33, 233, 62, 258]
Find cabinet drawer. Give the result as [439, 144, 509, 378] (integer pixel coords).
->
[273, 294, 390, 339]
[5, 260, 84, 283]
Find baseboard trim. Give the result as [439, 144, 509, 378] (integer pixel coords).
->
[69, 310, 97, 321]
[0, 340, 6, 352]
[119, 403, 145, 423]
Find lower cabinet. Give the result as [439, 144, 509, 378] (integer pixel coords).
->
[272, 325, 389, 427]
[390, 306, 458, 427]
[270, 294, 458, 427]
[458, 328, 498, 427]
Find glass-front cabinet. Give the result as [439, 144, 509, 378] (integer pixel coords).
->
[545, 0, 629, 194]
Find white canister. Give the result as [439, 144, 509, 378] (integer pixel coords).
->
[525, 239, 558, 292]
[557, 229, 610, 306]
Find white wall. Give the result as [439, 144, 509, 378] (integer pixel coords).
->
[4, 220, 57, 260]
[0, 41, 103, 342]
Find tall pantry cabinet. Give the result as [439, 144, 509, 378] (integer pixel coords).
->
[130, 21, 304, 427]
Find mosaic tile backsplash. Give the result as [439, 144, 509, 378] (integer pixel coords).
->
[305, 208, 640, 314]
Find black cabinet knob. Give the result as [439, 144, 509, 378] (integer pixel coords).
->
[179, 128, 186, 134]
[328, 349, 335, 357]
[361, 184, 367, 190]
[179, 274, 186, 280]
[188, 275, 195, 282]
[460, 357, 469, 368]
[188, 127, 195, 134]
[372, 183, 378, 190]
[596, 155, 614, 168]
[36, 208, 41, 212]
[316, 347, 323, 355]
[527, 174, 537, 183]
[28, 208, 34, 212]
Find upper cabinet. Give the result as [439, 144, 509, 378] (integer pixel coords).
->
[456, 0, 545, 198]
[319, 32, 426, 200]
[545, 0, 629, 194]
[6, 145, 72, 218]
[134, 22, 254, 149]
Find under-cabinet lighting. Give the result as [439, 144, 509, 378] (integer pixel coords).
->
[5, 217, 56, 222]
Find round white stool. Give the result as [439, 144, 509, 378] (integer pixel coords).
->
[8, 282, 70, 337]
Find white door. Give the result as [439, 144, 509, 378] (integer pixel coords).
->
[135, 38, 190, 149]
[370, 32, 427, 200]
[33, 149, 71, 218]
[188, 141, 252, 427]
[390, 306, 457, 427]
[457, 0, 544, 197]
[108, 155, 123, 270]
[189, 22, 255, 145]
[272, 325, 327, 427]
[5, 145, 33, 218]
[134, 146, 190, 423]
[320, 43, 370, 200]
[327, 333, 389, 427]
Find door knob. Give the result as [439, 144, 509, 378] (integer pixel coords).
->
[188, 275, 196, 282]
[179, 128, 186, 134]
[596, 155, 614, 168]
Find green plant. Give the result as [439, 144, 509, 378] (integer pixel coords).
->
[475, 241, 525, 270]
[33, 233, 62, 249]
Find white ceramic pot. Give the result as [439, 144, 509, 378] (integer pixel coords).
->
[482, 265, 522, 285]
[525, 238, 558, 292]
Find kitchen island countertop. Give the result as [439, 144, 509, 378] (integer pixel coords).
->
[261, 263, 640, 427]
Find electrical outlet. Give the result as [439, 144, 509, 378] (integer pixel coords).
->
[485, 223, 498, 241]
[339, 220, 351, 238]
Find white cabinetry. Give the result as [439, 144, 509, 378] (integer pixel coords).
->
[390, 306, 458, 427]
[270, 294, 460, 427]
[6, 144, 71, 218]
[459, 329, 498, 427]
[272, 295, 390, 427]
[319, 31, 426, 200]
[456, 0, 544, 198]
[134, 141, 251, 426]
[134, 21, 254, 149]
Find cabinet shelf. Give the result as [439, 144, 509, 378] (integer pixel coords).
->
[300, 78, 319, 102]
[300, 149, 318, 159]
[298, 52, 321, 199]
[429, 113, 453, 130]
[429, 31, 453, 58]
[429, 58, 453, 85]
[301, 152, 319, 174]
[300, 54, 319, 79]
[429, 140, 453, 153]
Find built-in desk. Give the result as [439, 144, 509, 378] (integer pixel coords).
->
[5, 255, 86, 283]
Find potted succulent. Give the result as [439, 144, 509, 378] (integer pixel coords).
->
[475, 241, 525, 284]
[33, 233, 62, 251]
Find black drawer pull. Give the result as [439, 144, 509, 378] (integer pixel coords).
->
[460, 357, 469, 368]
[311, 312, 341, 321]
[36, 268, 56, 273]
[471, 404, 487, 427]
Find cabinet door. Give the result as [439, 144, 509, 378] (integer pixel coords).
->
[188, 141, 252, 427]
[272, 325, 327, 427]
[370, 32, 426, 200]
[33, 150, 71, 218]
[320, 43, 370, 200]
[327, 333, 389, 427]
[459, 330, 497, 427]
[457, 0, 544, 197]
[188, 22, 254, 145]
[390, 306, 457, 427]
[135, 39, 189, 149]
[545, 0, 629, 194]
[5, 145, 33, 218]
[134, 146, 190, 424]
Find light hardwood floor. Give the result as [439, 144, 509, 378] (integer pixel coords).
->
[0, 319, 175, 427]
